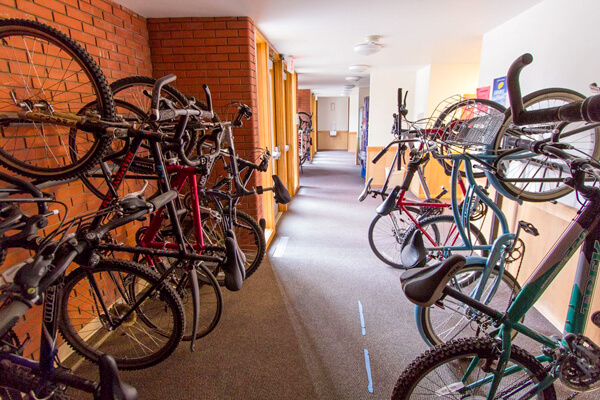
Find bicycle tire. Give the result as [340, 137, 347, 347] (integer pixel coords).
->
[368, 206, 421, 269]
[184, 209, 266, 284]
[416, 263, 522, 347]
[400, 214, 489, 261]
[392, 337, 556, 400]
[433, 98, 506, 178]
[58, 258, 185, 370]
[492, 88, 600, 202]
[0, 19, 115, 180]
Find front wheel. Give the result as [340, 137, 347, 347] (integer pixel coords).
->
[392, 337, 556, 399]
[59, 259, 185, 370]
[0, 19, 115, 180]
[368, 207, 421, 269]
[416, 263, 522, 347]
[492, 88, 600, 202]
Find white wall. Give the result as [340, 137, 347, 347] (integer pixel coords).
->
[414, 65, 431, 121]
[479, 0, 600, 98]
[348, 88, 359, 133]
[368, 67, 417, 147]
[427, 63, 480, 113]
[478, 0, 600, 342]
[317, 97, 349, 131]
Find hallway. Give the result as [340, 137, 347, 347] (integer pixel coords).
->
[117, 150, 426, 400]
[267, 150, 428, 399]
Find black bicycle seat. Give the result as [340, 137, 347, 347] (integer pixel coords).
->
[376, 185, 401, 215]
[98, 355, 138, 400]
[272, 175, 291, 204]
[400, 231, 427, 269]
[400, 255, 466, 307]
[358, 177, 373, 202]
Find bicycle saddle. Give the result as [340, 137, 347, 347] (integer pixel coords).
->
[272, 175, 291, 204]
[400, 255, 466, 307]
[376, 185, 401, 215]
[400, 231, 427, 269]
[358, 177, 373, 202]
[99, 355, 138, 400]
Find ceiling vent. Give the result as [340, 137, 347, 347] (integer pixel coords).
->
[354, 36, 382, 56]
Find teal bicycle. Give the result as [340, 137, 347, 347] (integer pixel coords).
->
[392, 54, 600, 399]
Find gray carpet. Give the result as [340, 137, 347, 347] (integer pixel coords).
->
[75, 150, 587, 399]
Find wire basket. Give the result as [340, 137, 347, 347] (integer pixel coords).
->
[423, 95, 505, 148]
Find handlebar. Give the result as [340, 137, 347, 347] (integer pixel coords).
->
[507, 53, 600, 125]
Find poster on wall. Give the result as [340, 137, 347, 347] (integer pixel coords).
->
[491, 77, 507, 106]
[476, 86, 490, 100]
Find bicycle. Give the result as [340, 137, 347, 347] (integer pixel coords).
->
[0, 171, 179, 398]
[298, 111, 313, 170]
[361, 89, 505, 269]
[393, 53, 600, 399]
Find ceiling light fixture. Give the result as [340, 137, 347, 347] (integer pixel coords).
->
[344, 85, 355, 90]
[346, 76, 361, 82]
[348, 65, 369, 73]
[354, 36, 382, 56]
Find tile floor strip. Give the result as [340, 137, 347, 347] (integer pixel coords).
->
[272, 236, 289, 258]
[364, 348, 374, 394]
[358, 300, 366, 335]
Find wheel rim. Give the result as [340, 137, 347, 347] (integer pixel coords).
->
[0, 25, 107, 175]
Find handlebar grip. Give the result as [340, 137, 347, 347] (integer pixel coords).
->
[150, 74, 177, 121]
[507, 53, 533, 125]
[372, 146, 390, 164]
[0, 300, 31, 337]
[582, 94, 600, 122]
[149, 190, 178, 211]
[157, 109, 177, 121]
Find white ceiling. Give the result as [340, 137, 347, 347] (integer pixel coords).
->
[115, 0, 544, 97]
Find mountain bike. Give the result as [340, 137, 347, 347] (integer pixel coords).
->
[393, 53, 600, 399]
[0, 171, 180, 398]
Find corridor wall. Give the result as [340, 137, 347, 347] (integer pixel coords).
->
[478, 0, 600, 343]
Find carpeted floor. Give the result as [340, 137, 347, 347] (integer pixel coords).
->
[76, 150, 586, 399]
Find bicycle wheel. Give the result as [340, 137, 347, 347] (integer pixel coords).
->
[492, 88, 600, 202]
[392, 337, 556, 400]
[0, 19, 115, 180]
[368, 206, 421, 269]
[433, 98, 506, 178]
[186, 208, 266, 284]
[58, 258, 185, 370]
[148, 259, 223, 342]
[401, 214, 488, 259]
[416, 263, 522, 347]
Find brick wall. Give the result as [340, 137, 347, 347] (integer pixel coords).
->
[0, 0, 152, 359]
[297, 89, 311, 115]
[147, 17, 263, 220]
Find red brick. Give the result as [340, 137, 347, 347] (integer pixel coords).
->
[102, 11, 124, 27]
[53, 11, 82, 30]
[16, 0, 52, 19]
[35, 0, 65, 14]
[82, 21, 106, 38]
[65, 5, 92, 23]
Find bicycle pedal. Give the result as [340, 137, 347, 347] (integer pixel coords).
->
[518, 220, 539, 236]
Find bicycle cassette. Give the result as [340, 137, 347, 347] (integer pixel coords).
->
[560, 334, 600, 392]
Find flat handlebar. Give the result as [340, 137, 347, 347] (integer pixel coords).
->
[507, 53, 600, 125]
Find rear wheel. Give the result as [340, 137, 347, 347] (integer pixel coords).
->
[417, 263, 522, 346]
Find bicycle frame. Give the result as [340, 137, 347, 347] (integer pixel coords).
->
[444, 195, 600, 398]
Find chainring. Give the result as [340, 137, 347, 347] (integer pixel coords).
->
[560, 335, 600, 392]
